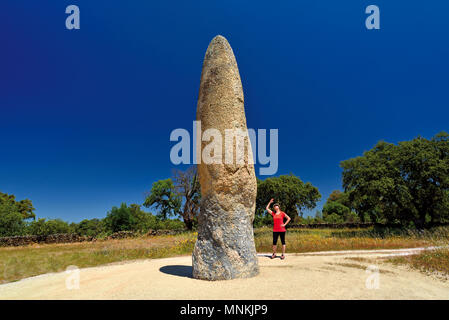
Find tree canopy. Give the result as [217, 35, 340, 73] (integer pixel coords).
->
[341, 131, 449, 226]
[0, 192, 35, 236]
[256, 174, 321, 219]
[0, 192, 35, 220]
[143, 179, 182, 220]
[0, 201, 25, 236]
[321, 190, 359, 223]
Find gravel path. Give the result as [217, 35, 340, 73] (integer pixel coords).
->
[1, 247, 448, 299]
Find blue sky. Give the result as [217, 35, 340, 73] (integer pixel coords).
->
[1, 1, 448, 222]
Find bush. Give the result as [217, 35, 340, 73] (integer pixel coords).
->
[324, 213, 345, 224]
[254, 214, 273, 228]
[302, 216, 320, 224]
[104, 203, 186, 234]
[155, 218, 185, 230]
[323, 202, 349, 217]
[323, 201, 360, 223]
[72, 218, 105, 237]
[26, 218, 71, 236]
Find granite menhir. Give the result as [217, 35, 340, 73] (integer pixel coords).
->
[192, 35, 259, 280]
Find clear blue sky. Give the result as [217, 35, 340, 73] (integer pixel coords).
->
[1, 1, 448, 222]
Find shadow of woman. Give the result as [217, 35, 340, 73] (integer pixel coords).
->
[257, 253, 277, 259]
[159, 265, 193, 278]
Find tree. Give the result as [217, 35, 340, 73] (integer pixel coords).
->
[256, 174, 321, 220]
[0, 192, 35, 236]
[322, 201, 358, 223]
[104, 203, 163, 233]
[0, 192, 35, 220]
[322, 190, 358, 223]
[104, 203, 138, 233]
[172, 167, 201, 230]
[327, 190, 351, 207]
[341, 132, 449, 227]
[0, 201, 25, 236]
[144, 179, 181, 220]
[129, 203, 157, 232]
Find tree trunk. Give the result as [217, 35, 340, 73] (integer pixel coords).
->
[184, 218, 193, 230]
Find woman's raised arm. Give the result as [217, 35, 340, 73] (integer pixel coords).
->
[266, 198, 274, 214]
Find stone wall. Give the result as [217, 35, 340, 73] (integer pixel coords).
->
[0, 229, 187, 247]
[106, 229, 185, 239]
[288, 222, 375, 229]
[0, 234, 94, 247]
[146, 229, 185, 236]
[289, 222, 449, 229]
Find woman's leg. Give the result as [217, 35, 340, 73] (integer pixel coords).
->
[272, 232, 279, 255]
[280, 232, 286, 256]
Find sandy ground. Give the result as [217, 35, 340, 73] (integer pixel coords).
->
[1, 247, 448, 300]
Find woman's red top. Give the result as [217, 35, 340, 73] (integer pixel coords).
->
[271, 211, 286, 232]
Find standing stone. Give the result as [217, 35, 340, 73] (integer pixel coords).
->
[192, 35, 259, 280]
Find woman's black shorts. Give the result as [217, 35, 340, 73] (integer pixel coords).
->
[273, 231, 286, 245]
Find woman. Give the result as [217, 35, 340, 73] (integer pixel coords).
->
[266, 198, 291, 260]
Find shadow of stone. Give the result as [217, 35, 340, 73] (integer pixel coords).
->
[159, 265, 193, 278]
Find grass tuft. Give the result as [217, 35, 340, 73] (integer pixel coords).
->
[387, 248, 449, 277]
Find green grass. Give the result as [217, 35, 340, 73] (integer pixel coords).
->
[0, 226, 447, 284]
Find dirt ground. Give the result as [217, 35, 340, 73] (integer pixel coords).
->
[1, 247, 448, 300]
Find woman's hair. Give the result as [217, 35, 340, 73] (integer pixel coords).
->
[273, 203, 280, 209]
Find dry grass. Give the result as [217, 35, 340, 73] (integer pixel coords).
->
[0, 233, 196, 284]
[254, 227, 435, 253]
[329, 262, 368, 271]
[387, 248, 449, 277]
[0, 226, 447, 284]
[345, 257, 374, 263]
[329, 262, 395, 274]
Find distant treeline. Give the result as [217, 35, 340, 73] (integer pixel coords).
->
[0, 198, 184, 238]
[1, 131, 448, 237]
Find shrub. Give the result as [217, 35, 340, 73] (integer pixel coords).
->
[324, 213, 345, 224]
[253, 214, 273, 228]
[155, 218, 185, 230]
[27, 218, 71, 236]
[104, 203, 186, 234]
[72, 218, 105, 237]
